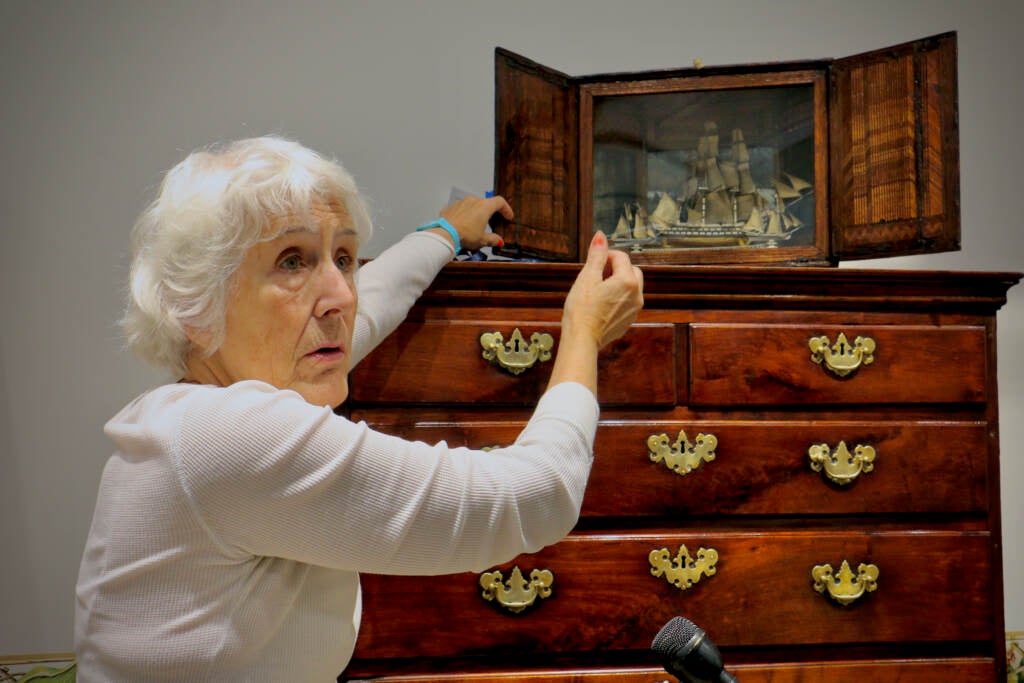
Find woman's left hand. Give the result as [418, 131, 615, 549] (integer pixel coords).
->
[439, 195, 513, 251]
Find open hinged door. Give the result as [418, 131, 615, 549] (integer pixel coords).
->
[493, 48, 580, 260]
[829, 32, 960, 260]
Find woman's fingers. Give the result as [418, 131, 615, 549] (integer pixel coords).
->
[439, 195, 512, 250]
[563, 232, 645, 349]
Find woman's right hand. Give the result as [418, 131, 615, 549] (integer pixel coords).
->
[563, 231, 644, 349]
[547, 231, 644, 394]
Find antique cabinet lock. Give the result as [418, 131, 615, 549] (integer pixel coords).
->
[649, 545, 719, 591]
[808, 332, 876, 377]
[647, 430, 718, 477]
[479, 328, 554, 375]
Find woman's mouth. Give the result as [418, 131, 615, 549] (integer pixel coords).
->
[306, 346, 345, 362]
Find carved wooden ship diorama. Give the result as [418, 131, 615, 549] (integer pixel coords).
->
[608, 122, 815, 252]
[494, 32, 959, 266]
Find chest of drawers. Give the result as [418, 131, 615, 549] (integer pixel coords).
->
[341, 263, 1018, 682]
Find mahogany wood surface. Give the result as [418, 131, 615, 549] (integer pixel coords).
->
[830, 32, 960, 259]
[688, 322, 987, 405]
[353, 659, 995, 682]
[350, 322, 676, 407]
[493, 48, 579, 262]
[342, 265, 1018, 682]
[352, 420, 988, 518]
[352, 530, 992, 660]
[420, 262, 1018, 314]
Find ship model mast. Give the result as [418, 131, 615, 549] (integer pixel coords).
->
[610, 122, 812, 250]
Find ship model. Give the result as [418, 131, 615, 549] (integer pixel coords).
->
[609, 122, 813, 250]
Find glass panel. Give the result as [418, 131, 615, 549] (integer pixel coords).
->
[594, 85, 815, 254]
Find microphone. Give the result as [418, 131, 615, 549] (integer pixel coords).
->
[651, 616, 739, 683]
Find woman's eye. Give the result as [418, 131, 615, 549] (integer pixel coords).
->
[278, 253, 303, 271]
[335, 253, 354, 271]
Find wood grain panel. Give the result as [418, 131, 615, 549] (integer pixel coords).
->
[350, 322, 675, 407]
[345, 658, 995, 683]
[352, 530, 992, 660]
[586, 420, 987, 516]
[689, 323, 986, 405]
[361, 421, 989, 517]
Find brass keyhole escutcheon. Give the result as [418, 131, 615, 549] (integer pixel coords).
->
[480, 328, 554, 375]
[649, 545, 719, 592]
[809, 332, 876, 377]
[647, 430, 718, 477]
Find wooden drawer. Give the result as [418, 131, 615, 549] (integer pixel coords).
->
[688, 323, 987, 406]
[587, 420, 989, 516]
[344, 659, 997, 682]
[357, 421, 989, 517]
[350, 322, 676, 406]
[351, 529, 993, 661]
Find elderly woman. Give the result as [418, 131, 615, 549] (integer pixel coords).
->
[74, 136, 643, 681]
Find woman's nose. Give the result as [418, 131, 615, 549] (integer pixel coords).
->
[313, 262, 356, 318]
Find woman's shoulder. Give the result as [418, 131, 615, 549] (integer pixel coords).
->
[164, 379, 326, 424]
[106, 380, 323, 440]
[109, 379, 348, 477]
[112, 379, 288, 413]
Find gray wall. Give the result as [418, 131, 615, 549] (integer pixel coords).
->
[2, 0, 1021, 655]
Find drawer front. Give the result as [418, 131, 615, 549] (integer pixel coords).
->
[352, 530, 993, 661]
[356, 421, 989, 517]
[350, 322, 676, 406]
[344, 659, 997, 683]
[588, 420, 989, 516]
[689, 323, 987, 406]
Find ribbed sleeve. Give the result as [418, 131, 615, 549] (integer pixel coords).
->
[78, 379, 597, 681]
[174, 380, 597, 574]
[351, 230, 454, 366]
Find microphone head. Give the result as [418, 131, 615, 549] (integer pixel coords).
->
[651, 615, 702, 658]
[651, 616, 727, 683]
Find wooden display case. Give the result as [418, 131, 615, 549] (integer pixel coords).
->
[493, 32, 959, 265]
[341, 264, 1019, 682]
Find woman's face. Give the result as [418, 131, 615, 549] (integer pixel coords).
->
[193, 201, 360, 407]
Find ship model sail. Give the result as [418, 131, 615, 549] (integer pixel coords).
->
[608, 122, 812, 251]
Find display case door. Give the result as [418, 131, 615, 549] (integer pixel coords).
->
[829, 31, 960, 260]
[494, 48, 579, 261]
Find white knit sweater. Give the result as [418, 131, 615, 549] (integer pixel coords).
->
[74, 232, 598, 681]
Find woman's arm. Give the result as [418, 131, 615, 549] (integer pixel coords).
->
[174, 379, 597, 575]
[351, 230, 453, 366]
[351, 195, 512, 366]
[177, 220, 642, 577]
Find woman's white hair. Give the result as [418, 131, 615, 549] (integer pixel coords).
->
[121, 136, 373, 376]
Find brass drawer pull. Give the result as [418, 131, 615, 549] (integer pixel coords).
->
[649, 545, 719, 591]
[808, 441, 876, 485]
[479, 565, 553, 614]
[808, 332, 876, 377]
[648, 430, 718, 477]
[812, 559, 879, 606]
[479, 328, 554, 375]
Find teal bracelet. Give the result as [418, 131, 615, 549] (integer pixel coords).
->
[416, 217, 461, 253]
